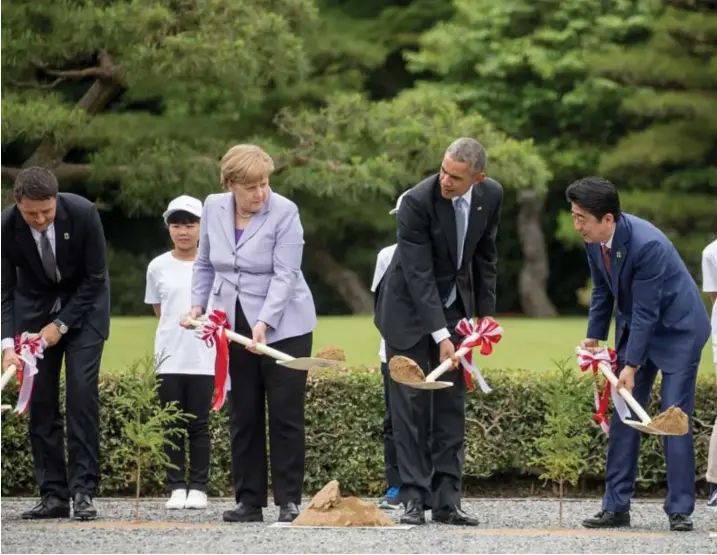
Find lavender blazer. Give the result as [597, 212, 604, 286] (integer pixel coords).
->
[191, 189, 317, 344]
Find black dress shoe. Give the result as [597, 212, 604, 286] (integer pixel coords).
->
[400, 499, 426, 525]
[432, 505, 479, 526]
[669, 513, 693, 532]
[278, 502, 300, 523]
[21, 496, 70, 519]
[223, 502, 263, 523]
[72, 493, 97, 521]
[582, 510, 630, 528]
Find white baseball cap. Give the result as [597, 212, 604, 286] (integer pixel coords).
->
[163, 195, 203, 224]
[389, 191, 407, 215]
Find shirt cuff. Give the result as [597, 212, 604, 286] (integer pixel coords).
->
[431, 328, 450, 344]
[1, 338, 15, 351]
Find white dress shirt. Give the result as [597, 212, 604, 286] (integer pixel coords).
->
[431, 186, 473, 344]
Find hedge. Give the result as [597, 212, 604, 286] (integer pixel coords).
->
[2, 362, 716, 497]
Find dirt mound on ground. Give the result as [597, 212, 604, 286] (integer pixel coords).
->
[293, 480, 395, 527]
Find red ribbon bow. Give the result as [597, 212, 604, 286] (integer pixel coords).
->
[198, 310, 230, 411]
[455, 318, 503, 392]
[13, 333, 46, 414]
[576, 347, 618, 431]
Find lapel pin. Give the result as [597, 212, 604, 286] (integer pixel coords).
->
[616, 251, 622, 259]
[477, 206, 482, 211]
[64, 232, 70, 240]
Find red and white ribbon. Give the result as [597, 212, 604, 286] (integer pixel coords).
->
[576, 347, 630, 435]
[195, 309, 230, 411]
[455, 318, 503, 393]
[14, 332, 47, 414]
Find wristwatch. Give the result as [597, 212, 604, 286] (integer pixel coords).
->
[53, 319, 69, 334]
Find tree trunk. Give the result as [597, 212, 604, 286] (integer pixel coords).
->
[516, 188, 558, 317]
[305, 242, 374, 314]
[23, 52, 123, 169]
[559, 480, 564, 528]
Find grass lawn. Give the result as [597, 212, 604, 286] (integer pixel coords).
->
[103, 315, 715, 376]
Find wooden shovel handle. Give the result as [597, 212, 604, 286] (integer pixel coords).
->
[596, 360, 652, 425]
[184, 317, 296, 363]
[0, 364, 18, 391]
[424, 346, 471, 383]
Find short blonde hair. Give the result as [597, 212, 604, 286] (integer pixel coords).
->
[220, 144, 275, 188]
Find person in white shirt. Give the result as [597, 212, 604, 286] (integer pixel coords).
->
[371, 192, 404, 510]
[701, 238, 717, 509]
[144, 195, 215, 510]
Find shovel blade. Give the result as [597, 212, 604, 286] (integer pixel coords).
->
[623, 420, 685, 436]
[399, 380, 453, 390]
[277, 358, 341, 371]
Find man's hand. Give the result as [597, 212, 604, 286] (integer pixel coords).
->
[616, 365, 636, 394]
[2, 348, 20, 372]
[39, 323, 62, 348]
[247, 321, 268, 355]
[439, 338, 458, 369]
[181, 306, 204, 329]
[580, 338, 600, 352]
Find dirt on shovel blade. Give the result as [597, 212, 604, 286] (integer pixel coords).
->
[389, 355, 425, 383]
[649, 405, 688, 434]
[314, 346, 347, 361]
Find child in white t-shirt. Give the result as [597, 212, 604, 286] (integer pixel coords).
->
[144, 195, 215, 510]
[701, 238, 717, 509]
[372, 192, 405, 510]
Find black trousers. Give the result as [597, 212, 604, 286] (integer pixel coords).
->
[385, 303, 467, 510]
[29, 323, 104, 500]
[157, 373, 214, 492]
[379, 361, 400, 489]
[229, 300, 312, 507]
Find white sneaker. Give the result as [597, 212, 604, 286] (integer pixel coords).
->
[165, 489, 187, 510]
[184, 489, 208, 509]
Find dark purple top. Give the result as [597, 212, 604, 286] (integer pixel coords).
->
[235, 228, 244, 244]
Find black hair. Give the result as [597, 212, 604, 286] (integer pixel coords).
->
[13, 167, 59, 203]
[565, 176, 621, 222]
[167, 210, 200, 225]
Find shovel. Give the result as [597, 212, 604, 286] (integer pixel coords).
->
[577, 348, 688, 436]
[389, 346, 471, 390]
[184, 317, 341, 371]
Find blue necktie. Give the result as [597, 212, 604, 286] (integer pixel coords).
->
[445, 197, 468, 308]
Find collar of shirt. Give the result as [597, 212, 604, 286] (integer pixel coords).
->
[30, 222, 55, 245]
[452, 186, 472, 209]
[601, 227, 615, 250]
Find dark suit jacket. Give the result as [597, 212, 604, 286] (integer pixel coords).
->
[374, 174, 503, 350]
[1, 192, 111, 341]
[586, 213, 710, 374]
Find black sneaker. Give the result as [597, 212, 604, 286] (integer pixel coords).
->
[582, 510, 630, 528]
[223, 502, 263, 523]
[669, 513, 693, 532]
[706, 483, 717, 510]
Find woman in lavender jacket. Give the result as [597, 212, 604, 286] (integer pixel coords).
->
[188, 144, 317, 524]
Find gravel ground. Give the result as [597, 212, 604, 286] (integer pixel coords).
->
[2, 497, 716, 553]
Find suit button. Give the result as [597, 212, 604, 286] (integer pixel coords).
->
[235, 286, 239, 292]
[234, 268, 239, 273]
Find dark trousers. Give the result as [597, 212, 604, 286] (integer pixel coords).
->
[386, 305, 467, 511]
[157, 373, 214, 492]
[602, 353, 700, 516]
[379, 361, 400, 488]
[229, 300, 312, 507]
[29, 324, 104, 501]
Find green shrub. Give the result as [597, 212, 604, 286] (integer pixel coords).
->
[2, 363, 716, 497]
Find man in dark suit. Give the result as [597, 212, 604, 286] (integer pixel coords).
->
[374, 138, 503, 526]
[1, 167, 110, 520]
[566, 176, 711, 532]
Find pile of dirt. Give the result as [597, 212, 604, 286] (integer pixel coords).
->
[389, 355, 425, 384]
[293, 480, 395, 527]
[650, 405, 688, 435]
[315, 346, 347, 361]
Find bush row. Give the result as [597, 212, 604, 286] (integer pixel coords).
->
[2, 363, 716, 497]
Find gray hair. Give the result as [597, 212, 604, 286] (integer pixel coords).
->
[13, 166, 59, 203]
[445, 138, 487, 173]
